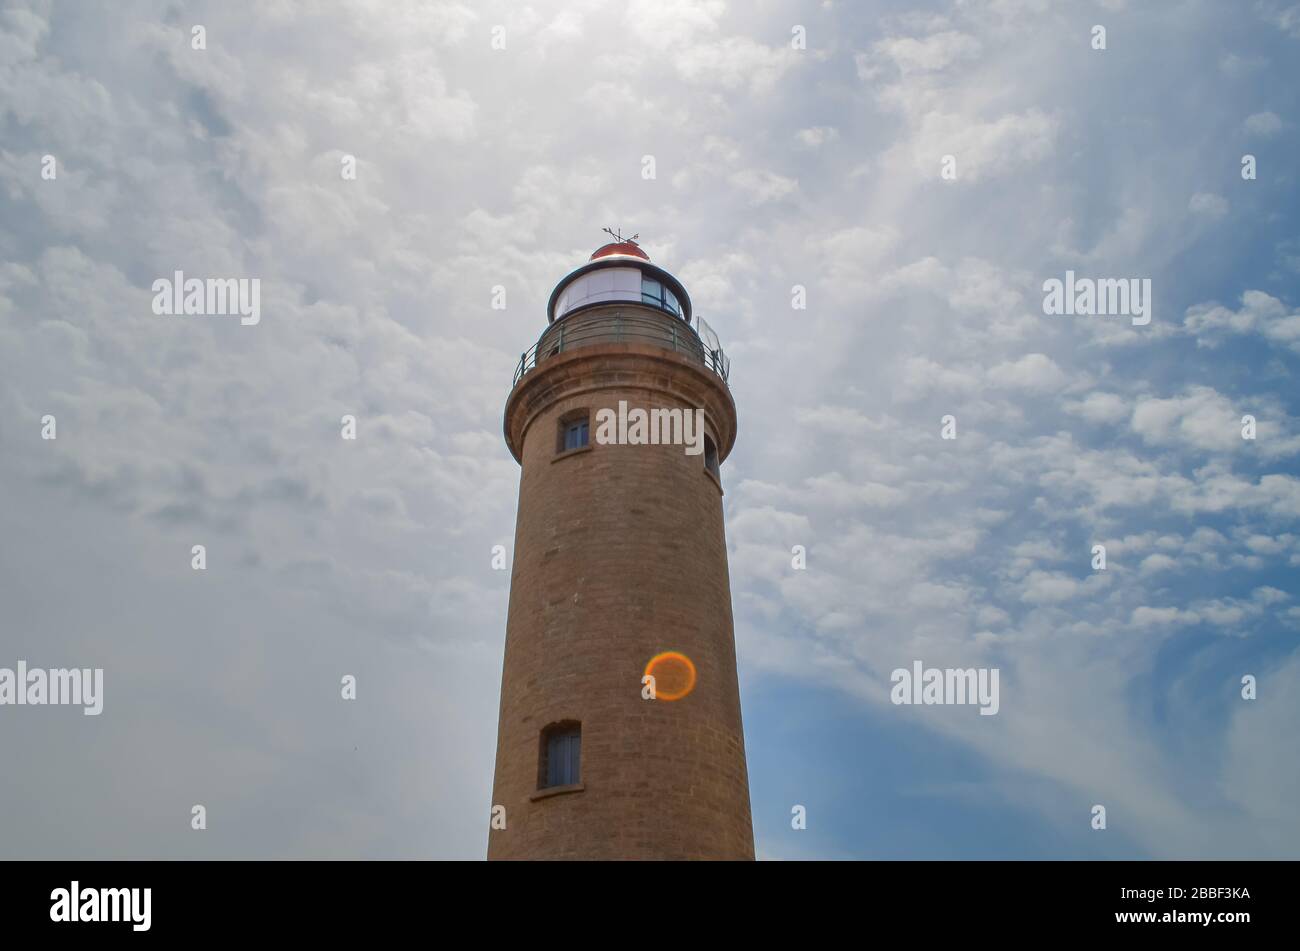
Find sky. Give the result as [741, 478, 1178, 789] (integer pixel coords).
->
[1, 0, 1298, 860]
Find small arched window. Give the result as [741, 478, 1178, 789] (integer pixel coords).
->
[704, 434, 720, 480]
[539, 721, 581, 788]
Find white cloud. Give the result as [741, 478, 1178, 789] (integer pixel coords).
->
[1188, 192, 1230, 218]
[1256, 2, 1300, 39]
[861, 30, 982, 77]
[796, 126, 839, 148]
[1243, 110, 1284, 136]
[1139, 553, 1178, 575]
[1130, 387, 1253, 453]
[1019, 570, 1082, 603]
[728, 167, 799, 204]
[627, 0, 799, 93]
[988, 353, 1066, 391]
[1065, 392, 1128, 424]
[1131, 606, 1199, 627]
[1184, 291, 1300, 354]
[892, 108, 1060, 183]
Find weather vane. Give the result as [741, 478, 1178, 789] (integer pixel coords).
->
[602, 226, 639, 245]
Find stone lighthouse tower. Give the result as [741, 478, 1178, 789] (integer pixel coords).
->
[488, 234, 754, 860]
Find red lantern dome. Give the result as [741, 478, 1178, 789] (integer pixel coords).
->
[589, 241, 650, 261]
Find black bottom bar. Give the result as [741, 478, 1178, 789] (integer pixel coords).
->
[3, 860, 1289, 938]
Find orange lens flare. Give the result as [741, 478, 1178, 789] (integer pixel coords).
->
[644, 651, 697, 701]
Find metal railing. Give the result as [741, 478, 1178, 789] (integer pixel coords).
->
[512, 310, 730, 388]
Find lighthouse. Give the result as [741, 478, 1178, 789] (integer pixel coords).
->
[488, 233, 754, 860]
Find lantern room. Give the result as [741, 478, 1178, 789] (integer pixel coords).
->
[547, 240, 692, 324]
